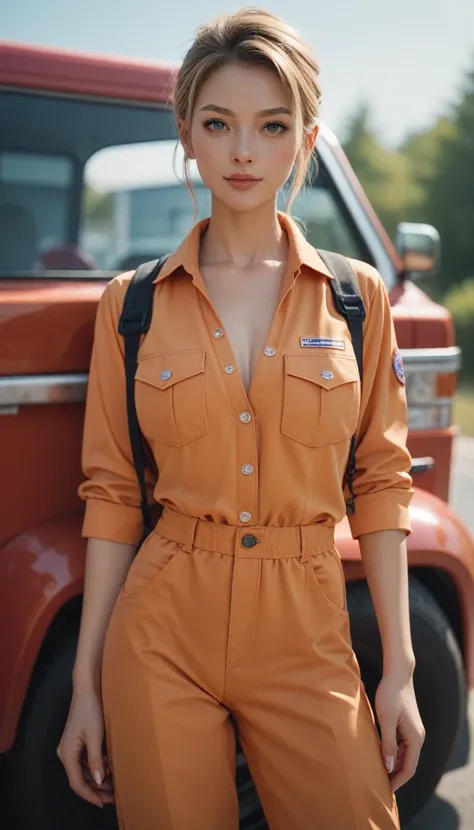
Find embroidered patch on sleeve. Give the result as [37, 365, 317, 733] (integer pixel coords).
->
[392, 349, 406, 385]
[300, 337, 345, 350]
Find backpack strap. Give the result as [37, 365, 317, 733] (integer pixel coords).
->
[316, 250, 367, 516]
[118, 255, 169, 545]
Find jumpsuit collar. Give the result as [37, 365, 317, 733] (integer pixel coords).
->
[152, 211, 335, 285]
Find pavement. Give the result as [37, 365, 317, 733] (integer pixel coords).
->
[405, 693, 474, 829]
[450, 435, 474, 537]
[404, 433, 474, 829]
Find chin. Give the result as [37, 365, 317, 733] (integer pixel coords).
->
[212, 188, 276, 214]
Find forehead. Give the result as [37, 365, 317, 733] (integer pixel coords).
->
[195, 62, 291, 110]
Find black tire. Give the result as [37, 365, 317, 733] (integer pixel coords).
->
[2, 633, 266, 830]
[347, 577, 466, 824]
[2, 635, 118, 830]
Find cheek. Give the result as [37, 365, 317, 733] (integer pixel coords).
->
[265, 136, 298, 178]
[191, 129, 221, 170]
[193, 139, 226, 190]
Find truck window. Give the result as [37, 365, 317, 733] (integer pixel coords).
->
[0, 89, 367, 277]
[0, 151, 74, 273]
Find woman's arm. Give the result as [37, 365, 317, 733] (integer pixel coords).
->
[58, 274, 156, 807]
[58, 537, 136, 807]
[344, 263, 425, 790]
[72, 537, 136, 695]
[359, 530, 414, 675]
[74, 274, 156, 692]
[360, 529, 425, 791]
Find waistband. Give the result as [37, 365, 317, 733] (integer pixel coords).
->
[154, 507, 335, 562]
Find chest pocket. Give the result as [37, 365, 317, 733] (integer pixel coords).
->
[281, 353, 360, 447]
[134, 350, 209, 447]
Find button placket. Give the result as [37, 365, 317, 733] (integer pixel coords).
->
[220, 385, 256, 526]
[206, 315, 259, 526]
[237, 405, 259, 523]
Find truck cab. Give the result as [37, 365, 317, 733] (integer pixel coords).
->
[0, 40, 473, 830]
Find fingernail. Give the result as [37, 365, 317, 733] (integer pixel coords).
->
[385, 756, 395, 774]
[94, 769, 102, 786]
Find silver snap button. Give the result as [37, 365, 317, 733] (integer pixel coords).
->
[213, 328, 224, 339]
[224, 365, 235, 374]
[264, 347, 276, 357]
[239, 411, 252, 423]
[240, 511, 251, 523]
[160, 370, 172, 381]
[320, 370, 334, 380]
[241, 464, 254, 476]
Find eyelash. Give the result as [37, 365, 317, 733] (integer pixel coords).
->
[203, 119, 288, 134]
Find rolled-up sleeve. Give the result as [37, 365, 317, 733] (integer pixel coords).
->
[78, 275, 157, 545]
[345, 264, 413, 539]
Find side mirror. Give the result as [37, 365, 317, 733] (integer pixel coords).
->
[395, 222, 441, 279]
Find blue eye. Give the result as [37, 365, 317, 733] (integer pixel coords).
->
[204, 119, 227, 131]
[264, 122, 287, 134]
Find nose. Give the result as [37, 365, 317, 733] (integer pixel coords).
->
[232, 129, 254, 165]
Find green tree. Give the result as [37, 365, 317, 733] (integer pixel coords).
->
[418, 64, 474, 293]
[401, 117, 456, 192]
[341, 103, 423, 238]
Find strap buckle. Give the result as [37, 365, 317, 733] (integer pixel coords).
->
[339, 295, 366, 320]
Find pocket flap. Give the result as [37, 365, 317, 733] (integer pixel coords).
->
[135, 350, 205, 390]
[285, 354, 360, 390]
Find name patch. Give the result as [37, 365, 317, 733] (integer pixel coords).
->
[300, 337, 345, 350]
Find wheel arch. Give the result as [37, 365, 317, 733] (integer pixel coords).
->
[0, 513, 86, 753]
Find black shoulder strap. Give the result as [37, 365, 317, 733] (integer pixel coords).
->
[118, 256, 169, 545]
[316, 250, 366, 379]
[316, 250, 366, 515]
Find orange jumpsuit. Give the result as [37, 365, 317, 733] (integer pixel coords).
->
[79, 211, 413, 830]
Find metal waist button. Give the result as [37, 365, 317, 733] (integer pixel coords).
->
[241, 534, 259, 548]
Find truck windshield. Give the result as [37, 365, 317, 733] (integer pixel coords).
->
[0, 90, 368, 277]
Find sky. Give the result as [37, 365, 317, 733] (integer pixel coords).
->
[2, 0, 474, 147]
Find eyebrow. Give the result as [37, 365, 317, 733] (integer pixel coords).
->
[199, 104, 292, 117]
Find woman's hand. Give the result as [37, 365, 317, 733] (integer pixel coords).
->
[57, 689, 115, 808]
[375, 669, 426, 792]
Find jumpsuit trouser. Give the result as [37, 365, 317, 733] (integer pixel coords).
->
[102, 506, 400, 830]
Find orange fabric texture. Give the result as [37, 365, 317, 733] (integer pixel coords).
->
[78, 211, 413, 544]
[102, 506, 400, 829]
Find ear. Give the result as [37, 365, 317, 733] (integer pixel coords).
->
[306, 124, 319, 153]
[177, 117, 195, 160]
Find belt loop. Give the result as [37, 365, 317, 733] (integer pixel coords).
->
[299, 526, 311, 563]
[181, 515, 199, 554]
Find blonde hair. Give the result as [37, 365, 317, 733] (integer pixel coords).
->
[172, 7, 322, 217]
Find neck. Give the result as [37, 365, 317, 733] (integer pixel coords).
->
[199, 197, 289, 270]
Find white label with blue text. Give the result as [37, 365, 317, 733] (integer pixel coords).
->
[300, 337, 345, 350]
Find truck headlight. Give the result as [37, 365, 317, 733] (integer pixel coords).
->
[401, 348, 461, 431]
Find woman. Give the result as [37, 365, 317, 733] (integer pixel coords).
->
[58, 7, 425, 829]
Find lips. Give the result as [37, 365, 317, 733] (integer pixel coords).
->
[225, 175, 262, 182]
